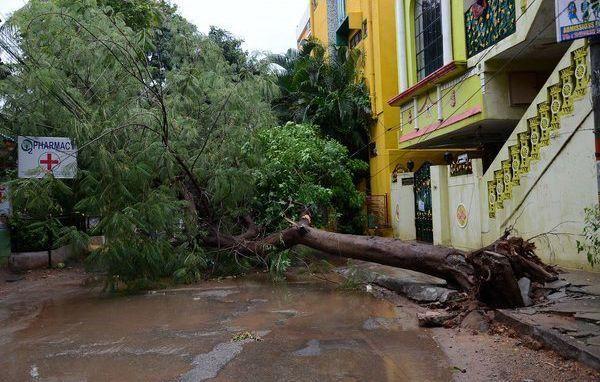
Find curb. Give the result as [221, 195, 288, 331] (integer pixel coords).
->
[495, 309, 600, 371]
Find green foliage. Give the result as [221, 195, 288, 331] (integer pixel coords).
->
[270, 42, 373, 159]
[253, 123, 367, 233]
[97, 0, 174, 31]
[268, 250, 292, 282]
[338, 265, 365, 291]
[207, 26, 259, 76]
[0, 58, 9, 80]
[0, 0, 274, 288]
[7, 175, 81, 252]
[577, 205, 600, 267]
[0, 0, 368, 289]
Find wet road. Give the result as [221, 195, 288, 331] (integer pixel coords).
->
[0, 275, 454, 381]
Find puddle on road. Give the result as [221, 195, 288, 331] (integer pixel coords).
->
[0, 276, 453, 381]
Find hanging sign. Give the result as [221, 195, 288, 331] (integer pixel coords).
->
[555, 0, 600, 42]
[18, 136, 77, 179]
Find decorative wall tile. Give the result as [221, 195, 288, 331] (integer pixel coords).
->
[488, 181, 497, 218]
[465, 0, 516, 57]
[518, 132, 531, 173]
[528, 116, 541, 160]
[572, 46, 590, 100]
[502, 160, 513, 199]
[537, 102, 551, 146]
[510, 144, 521, 185]
[494, 170, 505, 209]
[548, 84, 562, 132]
[559, 66, 575, 116]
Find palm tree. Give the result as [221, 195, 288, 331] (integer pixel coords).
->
[270, 40, 373, 159]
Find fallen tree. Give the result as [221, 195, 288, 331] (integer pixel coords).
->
[1, 2, 558, 308]
[204, 214, 558, 308]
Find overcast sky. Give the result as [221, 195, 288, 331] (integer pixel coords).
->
[0, 0, 306, 53]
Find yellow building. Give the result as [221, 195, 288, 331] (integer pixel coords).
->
[306, 0, 465, 234]
[303, 1, 598, 270]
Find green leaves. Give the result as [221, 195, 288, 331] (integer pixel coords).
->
[0, 1, 368, 289]
[271, 42, 373, 159]
[577, 205, 600, 267]
[252, 123, 366, 233]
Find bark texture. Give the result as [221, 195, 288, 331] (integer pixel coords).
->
[204, 215, 558, 308]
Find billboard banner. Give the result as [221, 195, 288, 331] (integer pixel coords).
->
[18, 136, 77, 179]
[556, 0, 600, 42]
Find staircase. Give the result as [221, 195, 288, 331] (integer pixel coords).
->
[483, 39, 592, 227]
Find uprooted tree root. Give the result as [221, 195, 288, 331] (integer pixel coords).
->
[466, 235, 558, 308]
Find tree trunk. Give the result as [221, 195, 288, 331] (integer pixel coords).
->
[204, 215, 557, 308]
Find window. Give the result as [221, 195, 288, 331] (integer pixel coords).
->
[415, 0, 443, 80]
[362, 20, 368, 37]
[349, 30, 362, 49]
[336, 0, 347, 26]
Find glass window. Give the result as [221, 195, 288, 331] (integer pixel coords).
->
[336, 0, 347, 25]
[415, 0, 443, 80]
[349, 30, 362, 49]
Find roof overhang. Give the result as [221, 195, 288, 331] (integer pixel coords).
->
[388, 61, 468, 107]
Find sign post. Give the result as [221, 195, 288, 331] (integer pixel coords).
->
[0, 184, 11, 259]
[17, 136, 77, 179]
[17, 136, 77, 268]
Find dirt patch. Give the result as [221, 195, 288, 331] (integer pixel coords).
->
[433, 326, 600, 381]
[369, 284, 600, 381]
[0, 265, 93, 329]
[0, 265, 91, 299]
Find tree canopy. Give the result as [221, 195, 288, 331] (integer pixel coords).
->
[270, 41, 373, 160]
[0, 0, 367, 289]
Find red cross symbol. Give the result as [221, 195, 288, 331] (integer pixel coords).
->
[40, 153, 59, 171]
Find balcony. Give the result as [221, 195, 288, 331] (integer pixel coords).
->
[466, 0, 567, 66]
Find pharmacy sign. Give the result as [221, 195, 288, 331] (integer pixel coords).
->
[18, 136, 77, 179]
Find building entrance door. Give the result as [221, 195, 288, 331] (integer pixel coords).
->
[414, 162, 433, 243]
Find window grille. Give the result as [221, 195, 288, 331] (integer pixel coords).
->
[349, 30, 362, 49]
[415, 0, 443, 80]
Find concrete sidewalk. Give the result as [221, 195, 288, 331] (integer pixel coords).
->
[496, 269, 600, 370]
[336, 261, 600, 371]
